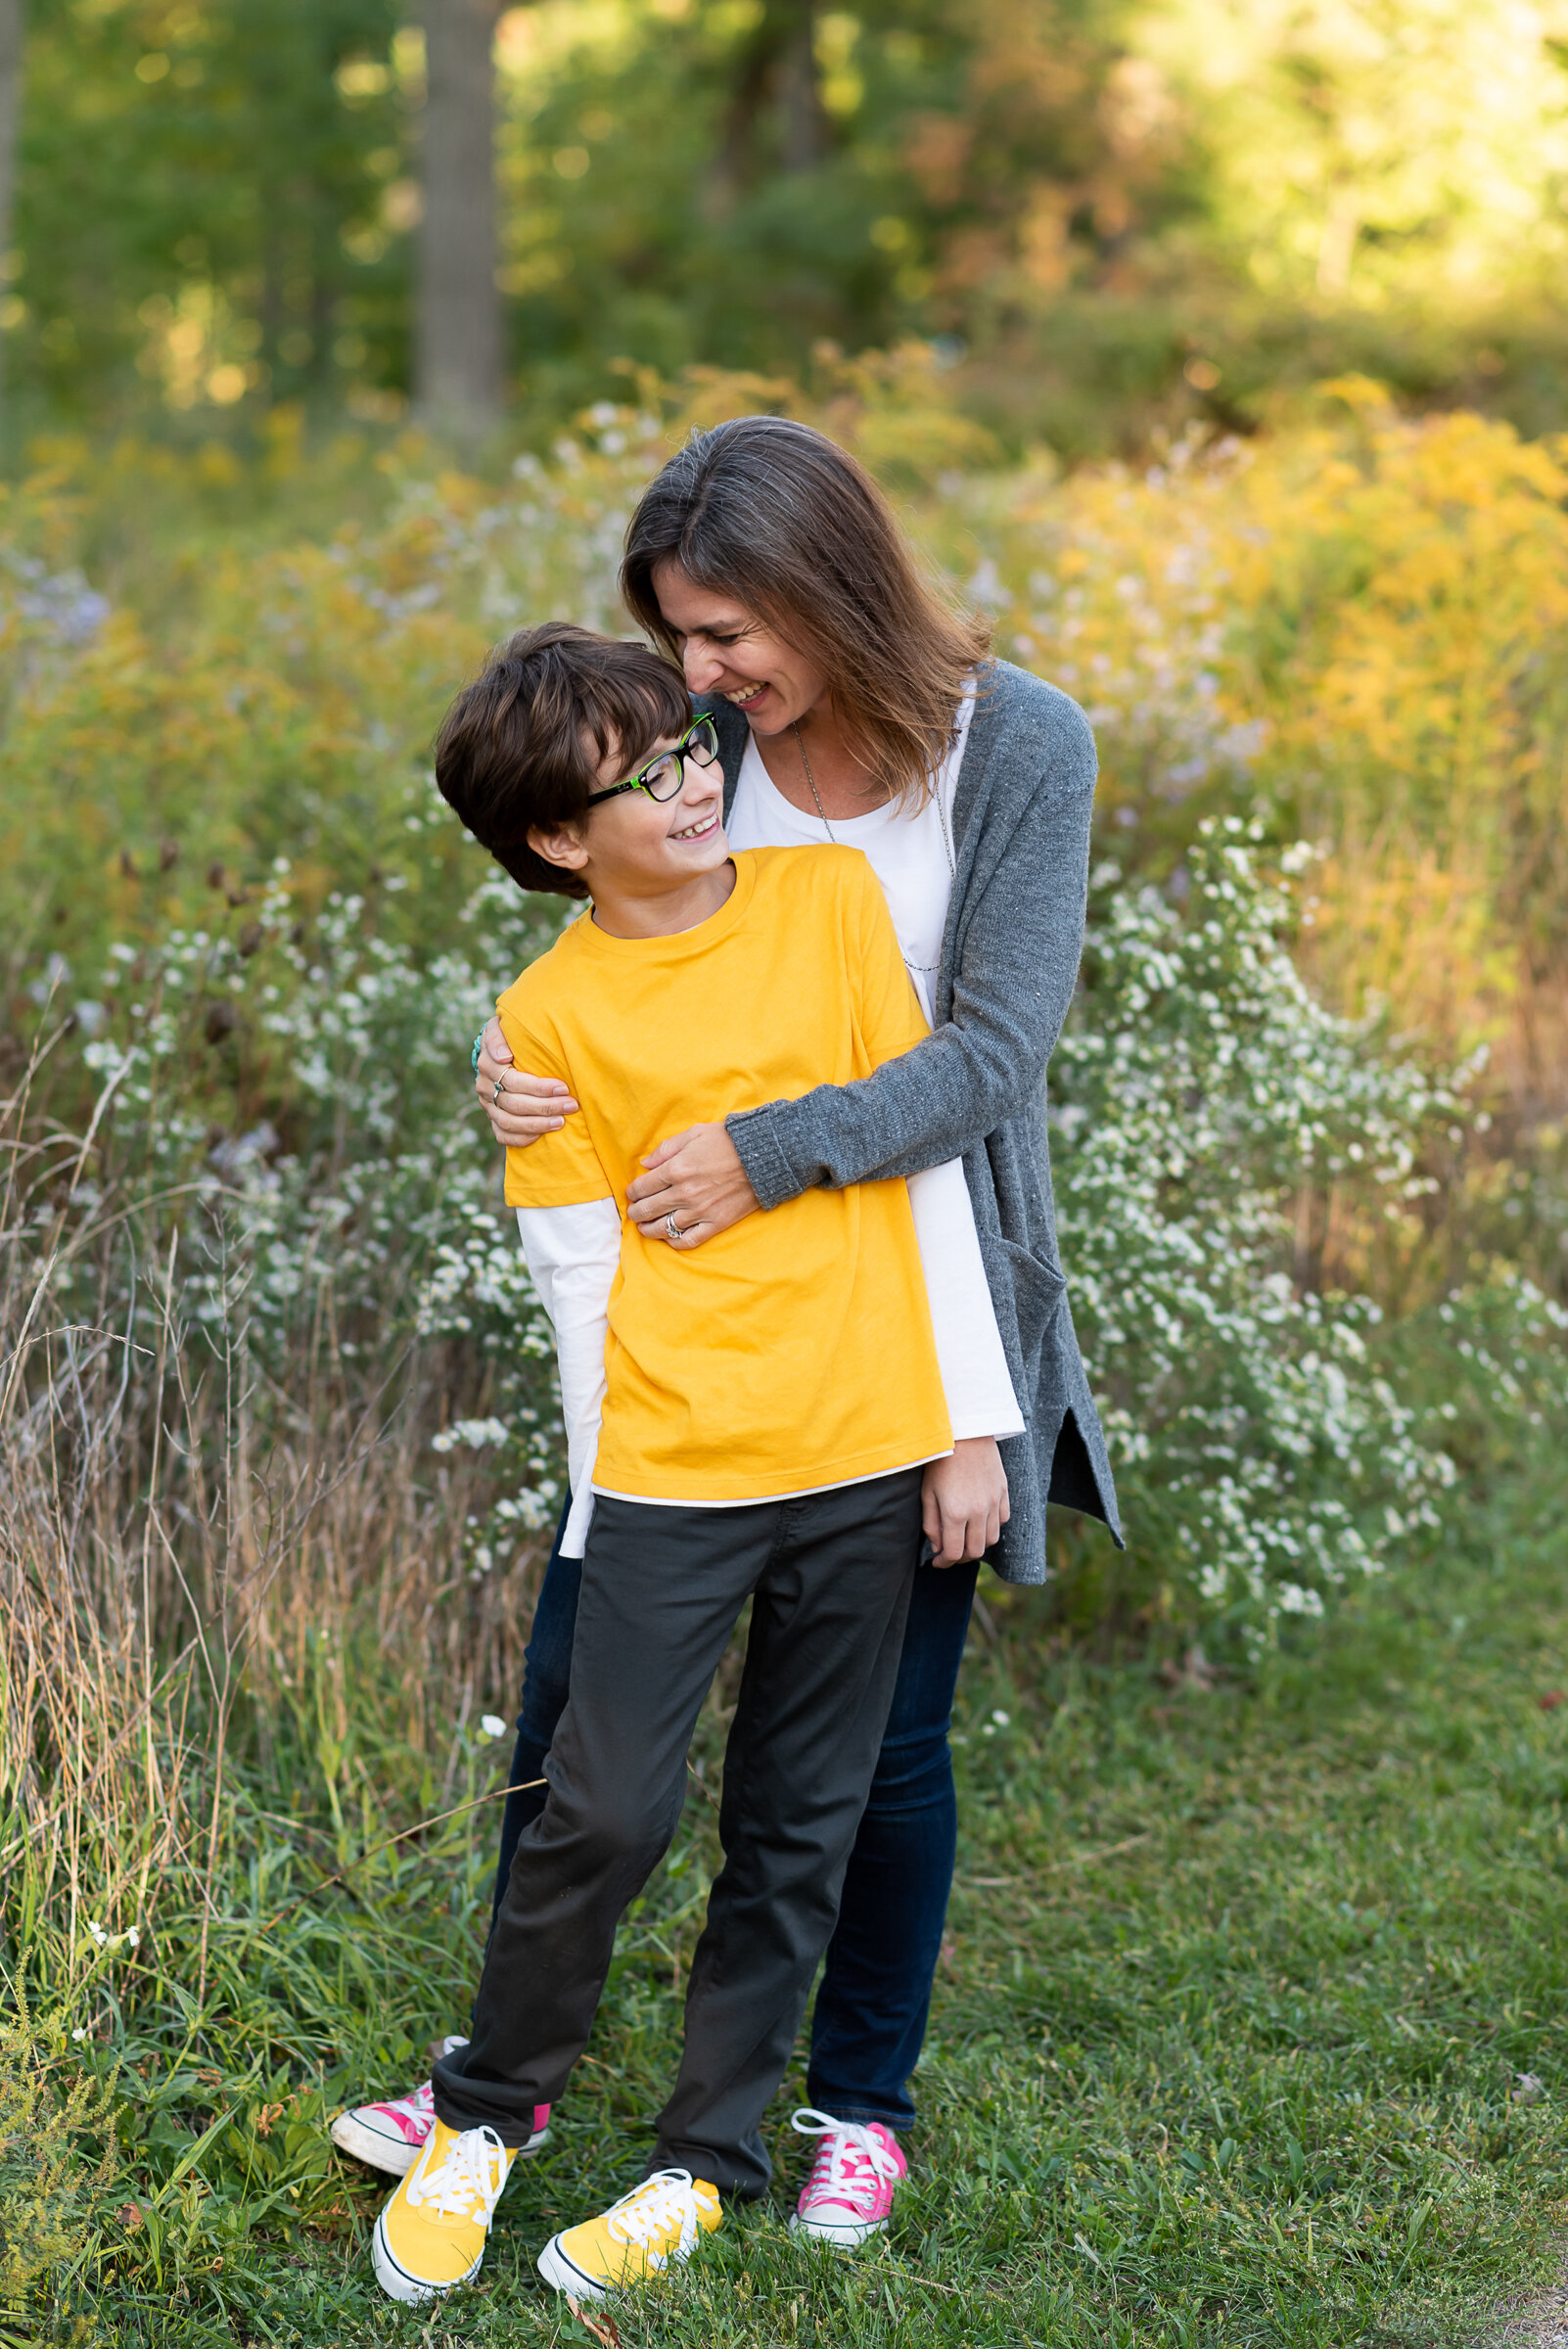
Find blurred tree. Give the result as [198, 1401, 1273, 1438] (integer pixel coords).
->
[417, 0, 504, 433]
[5, 0, 1568, 451]
[0, 0, 20, 402]
[484, 0, 1568, 447]
[486, 0, 1177, 412]
[10, 0, 408, 417]
[707, 0, 826, 205]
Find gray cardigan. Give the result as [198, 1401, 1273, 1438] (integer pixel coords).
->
[709, 660, 1124, 1584]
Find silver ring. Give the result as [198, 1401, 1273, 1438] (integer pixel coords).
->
[492, 1076, 505, 1104]
[666, 1214, 682, 1242]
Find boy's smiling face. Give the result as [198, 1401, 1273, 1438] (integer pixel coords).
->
[526, 721, 732, 936]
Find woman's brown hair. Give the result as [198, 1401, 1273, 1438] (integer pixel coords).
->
[622, 416, 991, 806]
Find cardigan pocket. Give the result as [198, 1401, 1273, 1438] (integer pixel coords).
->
[999, 1238, 1069, 1367]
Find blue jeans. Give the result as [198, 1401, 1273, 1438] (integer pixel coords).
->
[491, 1498, 978, 2132]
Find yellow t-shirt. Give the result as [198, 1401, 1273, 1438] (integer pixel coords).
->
[497, 846, 952, 1504]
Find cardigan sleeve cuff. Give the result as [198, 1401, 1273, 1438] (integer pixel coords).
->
[725, 1102, 803, 1212]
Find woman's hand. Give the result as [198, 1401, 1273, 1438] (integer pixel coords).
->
[625, 1123, 761, 1248]
[922, 1438, 1010, 1568]
[475, 1015, 579, 1149]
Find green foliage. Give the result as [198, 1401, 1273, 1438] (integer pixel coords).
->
[0, 1999, 116, 2340]
[917, 394, 1568, 1114]
[1, 364, 1565, 2343]
[11, 0, 1568, 448]
[0, 361, 996, 980]
[4, 408, 1561, 1644]
[15, 0, 408, 419]
[8, 1454, 1568, 2342]
[14, 381, 1568, 1142]
[2, 5, 1566, 2338]
[41, 797, 1519, 1647]
[1052, 823, 1473, 1641]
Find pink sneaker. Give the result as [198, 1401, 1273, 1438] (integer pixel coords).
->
[789, 2107, 906, 2248]
[330, 2036, 550, 2178]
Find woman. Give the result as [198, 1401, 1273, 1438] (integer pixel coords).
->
[336, 415, 1121, 2242]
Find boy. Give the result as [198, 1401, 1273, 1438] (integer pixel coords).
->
[369, 623, 1019, 2304]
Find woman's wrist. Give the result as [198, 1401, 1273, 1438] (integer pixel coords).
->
[723, 1106, 796, 1214]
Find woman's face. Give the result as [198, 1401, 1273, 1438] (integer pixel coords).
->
[652, 559, 827, 737]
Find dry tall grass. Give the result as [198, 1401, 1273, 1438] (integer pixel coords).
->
[0, 1028, 549, 2001]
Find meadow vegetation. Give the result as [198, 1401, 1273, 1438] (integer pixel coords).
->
[3, 375, 1568, 2343]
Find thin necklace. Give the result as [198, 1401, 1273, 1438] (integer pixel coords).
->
[790, 721, 955, 972]
[790, 720, 841, 844]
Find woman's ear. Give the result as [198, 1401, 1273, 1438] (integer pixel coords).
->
[527, 820, 590, 876]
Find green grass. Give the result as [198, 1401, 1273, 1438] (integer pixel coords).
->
[12, 1442, 1568, 2347]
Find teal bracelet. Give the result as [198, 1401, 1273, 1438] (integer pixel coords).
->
[470, 1030, 486, 1075]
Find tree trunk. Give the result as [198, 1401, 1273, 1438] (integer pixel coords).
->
[703, 0, 821, 221]
[0, 0, 23, 409]
[777, 4, 822, 174]
[416, 0, 503, 438]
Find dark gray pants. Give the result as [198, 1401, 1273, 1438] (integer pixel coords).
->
[432, 1469, 923, 2196]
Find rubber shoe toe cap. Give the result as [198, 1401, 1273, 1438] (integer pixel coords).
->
[373, 2209, 482, 2302]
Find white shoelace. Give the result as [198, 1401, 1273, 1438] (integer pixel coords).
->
[605, 2168, 711, 2263]
[792, 2108, 900, 2209]
[405, 2125, 510, 2224]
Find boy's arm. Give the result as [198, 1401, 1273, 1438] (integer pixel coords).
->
[848, 864, 1019, 1563]
[515, 1200, 621, 1561]
[906, 1153, 1021, 1570]
[905, 1159, 1024, 1444]
[497, 990, 621, 1560]
[847, 863, 1021, 1443]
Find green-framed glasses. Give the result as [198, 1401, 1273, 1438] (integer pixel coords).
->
[584, 714, 720, 808]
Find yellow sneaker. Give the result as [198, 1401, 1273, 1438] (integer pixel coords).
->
[536, 2167, 722, 2298]
[371, 2117, 516, 2303]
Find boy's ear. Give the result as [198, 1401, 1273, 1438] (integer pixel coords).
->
[527, 820, 590, 877]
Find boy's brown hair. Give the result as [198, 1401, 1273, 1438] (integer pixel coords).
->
[435, 622, 692, 899]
